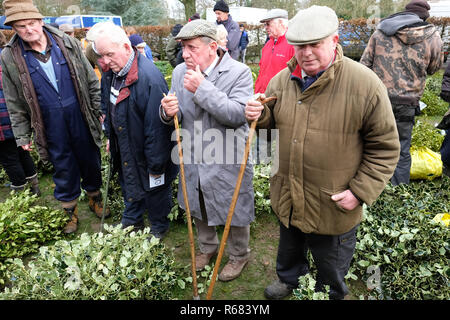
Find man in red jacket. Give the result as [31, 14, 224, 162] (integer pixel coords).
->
[254, 9, 295, 93]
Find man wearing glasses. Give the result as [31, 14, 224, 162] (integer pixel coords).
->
[254, 9, 295, 94]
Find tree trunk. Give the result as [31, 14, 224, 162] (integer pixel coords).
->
[180, 0, 196, 20]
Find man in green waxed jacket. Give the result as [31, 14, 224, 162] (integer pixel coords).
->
[245, 6, 400, 300]
[0, 0, 109, 234]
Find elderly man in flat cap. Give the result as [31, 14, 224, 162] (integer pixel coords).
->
[254, 9, 294, 94]
[0, 0, 108, 234]
[161, 19, 255, 281]
[245, 6, 400, 299]
[360, 0, 443, 186]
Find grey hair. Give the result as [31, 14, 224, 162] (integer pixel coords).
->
[93, 22, 131, 47]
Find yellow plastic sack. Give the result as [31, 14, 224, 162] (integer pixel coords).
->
[433, 213, 450, 227]
[410, 147, 442, 180]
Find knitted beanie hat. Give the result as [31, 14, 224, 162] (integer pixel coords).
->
[405, 0, 430, 21]
[213, 0, 229, 13]
[3, 0, 43, 26]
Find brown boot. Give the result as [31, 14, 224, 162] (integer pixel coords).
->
[88, 192, 110, 218]
[218, 258, 249, 282]
[195, 251, 217, 271]
[63, 205, 78, 234]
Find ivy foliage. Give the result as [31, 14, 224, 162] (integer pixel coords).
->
[0, 225, 184, 300]
[347, 180, 450, 300]
[0, 190, 68, 286]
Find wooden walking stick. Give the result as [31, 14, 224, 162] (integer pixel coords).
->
[206, 95, 277, 300]
[164, 92, 200, 300]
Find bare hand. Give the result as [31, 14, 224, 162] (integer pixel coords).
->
[161, 92, 179, 118]
[331, 190, 360, 211]
[21, 142, 33, 152]
[183, 65, 205, 93]
[245, 94, 266, 121]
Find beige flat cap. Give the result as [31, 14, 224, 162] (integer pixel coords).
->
[59, 23, 74, 33]
[175, 19, 217, 42]
[286, 6, 338, 46]
[260, 9, 288, 23]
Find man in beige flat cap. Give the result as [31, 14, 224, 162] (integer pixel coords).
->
[254, 9, 294, 94]
[245, 6, 400, 299]
[161, 19, 255, 282]
[0, 0, 108, 234]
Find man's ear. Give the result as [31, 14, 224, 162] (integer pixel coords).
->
[209, 41, 218, 52]
[124, 42, 133, 53]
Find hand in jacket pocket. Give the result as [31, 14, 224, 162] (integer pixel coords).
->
[331, 189, 360, 211]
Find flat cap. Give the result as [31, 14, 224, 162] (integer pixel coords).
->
[260, 8, 288, 23]
[59, 23, 74, 33]
[286, 6, 338, 46]
[175, 19, 218, 42]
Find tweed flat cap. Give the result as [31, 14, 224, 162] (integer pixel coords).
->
[59, 23, 74, 33]
[175, 19, 218, 42]
[286, 6, 339, 46]
[260, 9, 288, 23]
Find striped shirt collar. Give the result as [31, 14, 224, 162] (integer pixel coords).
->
[115, 50, 135, 77]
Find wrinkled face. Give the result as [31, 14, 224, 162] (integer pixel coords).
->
[12, 19, 44, 43]
[215, 10, 228, 22]
[294, 34, 339, 76]
[95, 37, 133, 73]
[181, 37, 217, 71]
[264, 19, 284, 39]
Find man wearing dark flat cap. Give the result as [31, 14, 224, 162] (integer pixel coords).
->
[213, 0, 240, 60]
[245, 6, 400, 300]
[161, 19, 255, 282]
[361, 0, 443, 186]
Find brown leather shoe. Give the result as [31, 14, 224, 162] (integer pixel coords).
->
[88, 193, 110, 218]
[195, 251, 217, 271]
[63, 205, 78, 234]
[218, 258, 248, 282]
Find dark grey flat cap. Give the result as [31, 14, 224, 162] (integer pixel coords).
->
[260, 8, 288, 23]
[286, 6, 339, 46]
[175, 19, 218, 42]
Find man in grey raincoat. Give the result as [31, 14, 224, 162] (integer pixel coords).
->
[161, 19, 255, 282]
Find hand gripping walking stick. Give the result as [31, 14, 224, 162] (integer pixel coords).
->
[164, 93, 200, 300]
[206, 95, 277, 300]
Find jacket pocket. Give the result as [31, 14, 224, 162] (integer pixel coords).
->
[318, 186, 361, 235]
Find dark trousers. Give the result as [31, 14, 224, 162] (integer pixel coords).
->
[391, 104, 416, 186]
[440, 130, 450, 168]
[120, 180, 173, 234]
[276, 221, 358, 300]
[0, 139, 37, 187]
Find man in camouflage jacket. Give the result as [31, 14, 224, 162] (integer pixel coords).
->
[360, 0, 443, 185]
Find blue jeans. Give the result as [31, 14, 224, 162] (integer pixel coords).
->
[120, 181, 173, 234]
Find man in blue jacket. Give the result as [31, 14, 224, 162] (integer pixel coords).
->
[94, 23, 178, 239]
[238, 24, 249, 63]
